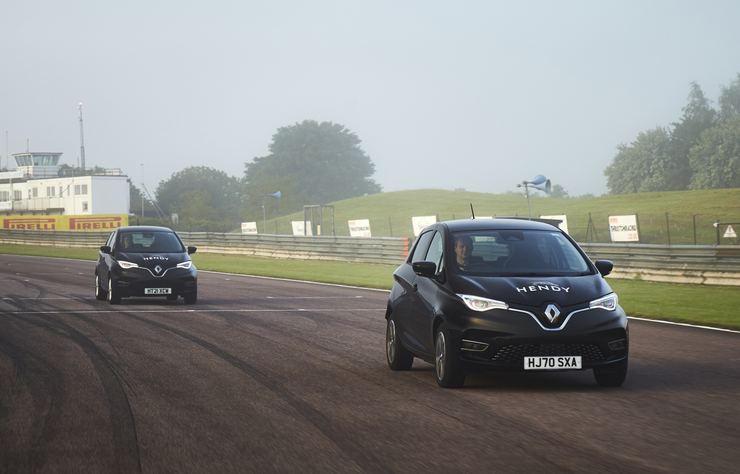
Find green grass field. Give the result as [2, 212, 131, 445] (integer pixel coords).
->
[257, 188, 740, 245]
[1, 244, 738, 331]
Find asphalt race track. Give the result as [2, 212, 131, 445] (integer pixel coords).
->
[1, 255, 739, 473]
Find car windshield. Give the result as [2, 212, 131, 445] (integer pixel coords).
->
[118, 231, 184, 253]
[451, 229, 592, 276]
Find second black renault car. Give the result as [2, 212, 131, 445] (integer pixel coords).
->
[95, 226, 198, 304]
[385, 219, 628, 388]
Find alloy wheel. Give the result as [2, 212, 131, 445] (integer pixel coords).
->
[386, 319, 397, 363]
[435, 332, 446, 381]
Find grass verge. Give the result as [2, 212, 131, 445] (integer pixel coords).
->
[1, 244, 738, 331]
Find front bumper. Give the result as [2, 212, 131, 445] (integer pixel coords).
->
[445, 306, 628, 371]
[112, 267, 197, 298]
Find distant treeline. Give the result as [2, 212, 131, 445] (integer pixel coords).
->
[130, 120, 380, 232]
[605, 73, 740, 193]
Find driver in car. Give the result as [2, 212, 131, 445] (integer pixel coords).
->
[454, 235, 473, 270]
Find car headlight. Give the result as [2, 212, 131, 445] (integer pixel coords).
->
[589, 293, 618, 311]
[457, 294, 509, 312]
[117, 260, 139, 269]
[176, 261, 192, 269]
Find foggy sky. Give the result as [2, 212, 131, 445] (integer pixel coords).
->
[2, 0, 739, 198]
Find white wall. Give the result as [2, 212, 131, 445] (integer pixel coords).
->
[0, 175, 129, 215]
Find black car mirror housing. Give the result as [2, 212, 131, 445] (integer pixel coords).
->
[412, 261, 437, 277]
[594, 260, 613, 276]
[187, 246, 197, 255]
[100, 245, 112, 254]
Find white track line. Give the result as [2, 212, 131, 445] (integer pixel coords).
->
[2, 254, 738, 334]
[1, 308, 384, 315]
[627, 316, 740, 334]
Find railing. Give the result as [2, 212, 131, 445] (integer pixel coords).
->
[579, 243, 740, 286]
[0, 230, 410, 265]
[1, 230, 738, 285]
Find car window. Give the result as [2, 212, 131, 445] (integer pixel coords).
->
[450, 230, 591, 276]
[425, 231, 444, 271]
[118, 231, 185, 253]
[105, 231, 116, 248]
[410, 231, 435, 263]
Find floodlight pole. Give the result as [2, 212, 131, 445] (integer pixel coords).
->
[78, 103, 86, 170]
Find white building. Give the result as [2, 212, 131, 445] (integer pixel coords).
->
[0, 152, 130, 215]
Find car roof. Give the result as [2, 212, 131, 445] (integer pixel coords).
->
[116, 225, 175, 233]
[439, 218, 561, 232]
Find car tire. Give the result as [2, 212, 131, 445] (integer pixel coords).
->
[184, 291, 197, 305]
[166, 294, 178, 301]
[386, 317, 413, 370]
[95, 273, 107, 300]
[593, 357, 628, 387]
[107, 276, 121, 305]
[434, 324, 466, 388]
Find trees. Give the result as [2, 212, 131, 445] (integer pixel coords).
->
[549, 184, 569, 198]
[155, 166, 242, 230]
[604, 74, 740, 193]
[605, 128, 672, 194]
[719, 73, 740, 119]
[689, 117, 740, 189]
[668, 82, 717, 189]
[243, 120, 381, 218]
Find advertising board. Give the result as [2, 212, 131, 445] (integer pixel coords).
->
[291, 220, 313, 236]
[608, 215, 639, 242]
[540, 214, 569, 234]
[348, 219, 372, 238]
[411, 215, 437, 236]
[1, 214, 128, 231]
[241, 222, 258, 234]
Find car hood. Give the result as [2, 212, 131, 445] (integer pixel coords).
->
[117, 252, 190, 271]
[451, 273, 612, 307]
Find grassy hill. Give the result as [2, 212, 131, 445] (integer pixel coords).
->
[261, 188, 740, 244]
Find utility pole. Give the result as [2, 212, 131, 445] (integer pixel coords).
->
[78, 103, 86, 170]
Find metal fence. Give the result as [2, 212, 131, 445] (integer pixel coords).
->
[0, 230, 410, 265]
[1, 230, 738, 285]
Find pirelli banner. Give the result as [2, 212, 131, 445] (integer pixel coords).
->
[1, 214, 128, 231]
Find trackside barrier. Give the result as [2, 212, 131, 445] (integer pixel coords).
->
[1, 230, 738, 285]
[579, 243, 740, 286]
[0, 230, 411, 266]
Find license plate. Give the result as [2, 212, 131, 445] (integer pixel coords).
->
[145, 288, 172, 295]
[524, 356, 582, 370]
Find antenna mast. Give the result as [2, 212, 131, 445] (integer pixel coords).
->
[78, 102, 86, 170]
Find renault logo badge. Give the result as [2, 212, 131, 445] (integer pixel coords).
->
[154, 265, 163, 274]
[543, 304, 561, 323]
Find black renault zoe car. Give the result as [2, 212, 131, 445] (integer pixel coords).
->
[95, 226, 198, 304]
[385, 219, 628, 388]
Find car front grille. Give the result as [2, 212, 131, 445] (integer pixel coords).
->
[491, 343, 605, 362]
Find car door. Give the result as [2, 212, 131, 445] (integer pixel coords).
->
[412, 230, 446, 354]
[97, 230, 117, 283]
[393, 230, 435, 355]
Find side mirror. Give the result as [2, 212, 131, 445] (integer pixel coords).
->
[594, 260, 613, 276]
[100, 245, 112, 254]
[412, 261, 437, 277]
[187, 246, 197, 255]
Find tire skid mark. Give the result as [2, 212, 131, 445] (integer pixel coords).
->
[0, 319, 66, 473]
[182, 308, 669, 473]
[121, 312, 390, 473]
[1, 284, 143, 474]
[15, 313, 143, 474]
